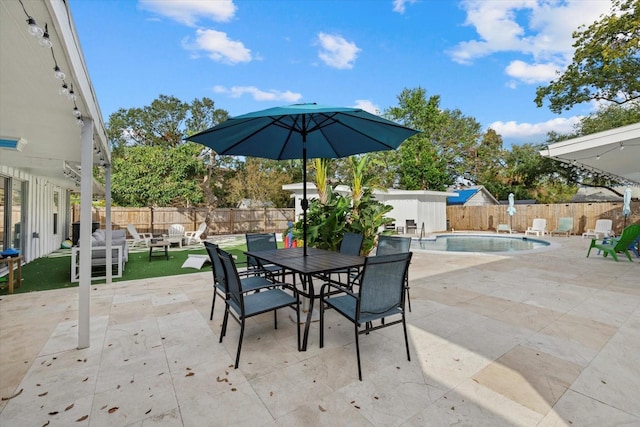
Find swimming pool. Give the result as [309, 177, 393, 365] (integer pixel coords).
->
[410, 234, 550, 253]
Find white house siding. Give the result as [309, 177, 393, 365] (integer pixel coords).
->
[0, 165, 71, 262]
[374, 191, 456, 233]
[417, 195, 450, 232]
[465, 188, 499, 206]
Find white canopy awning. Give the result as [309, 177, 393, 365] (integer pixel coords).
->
[540, 122, 640, 185]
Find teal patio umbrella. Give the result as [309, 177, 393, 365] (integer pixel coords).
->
[186, 103, 419, 255]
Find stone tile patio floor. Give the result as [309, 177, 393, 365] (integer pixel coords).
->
[0, 236, 638, 426]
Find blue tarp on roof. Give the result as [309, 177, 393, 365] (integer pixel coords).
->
[447, 188, 479, 205]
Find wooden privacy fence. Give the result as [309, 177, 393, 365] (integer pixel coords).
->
[447, 201, 639, 236]
[72, 206, 295, 237]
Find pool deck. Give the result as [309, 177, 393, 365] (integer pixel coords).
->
[1, 235, 638, 426]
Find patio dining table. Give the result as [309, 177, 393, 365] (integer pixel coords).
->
[245, 247, 365, 351]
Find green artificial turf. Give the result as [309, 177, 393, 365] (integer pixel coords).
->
[0, 244, 249, 296]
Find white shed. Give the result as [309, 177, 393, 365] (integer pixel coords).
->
[282, 183, 456, 234]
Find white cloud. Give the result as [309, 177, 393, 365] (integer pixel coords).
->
[505, 60, 559, 84]
[393, 0, 417, 14]
[489, 116, 583, 140]
[353, 100, 381, 115]
[184, 29, 251, 64]
[317, 33, 361, 69]
[449, 0, 611, 83]
[139, 0, 236, 26]
[214, 85, 302, 102]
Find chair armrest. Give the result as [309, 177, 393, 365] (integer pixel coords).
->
[320, 281, 357, 299]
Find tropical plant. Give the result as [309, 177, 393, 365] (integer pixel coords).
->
[345, 189, 394, 255]
[291, 187, 351, 251]
[290, 184, 394, 255]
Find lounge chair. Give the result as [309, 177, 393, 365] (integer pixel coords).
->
[405, 219, 418, 234]
[551, 217, 573, 237]
[525, 218, 547, 236]
[185, 222, 206, 245]
[126, 223, 153, 247]
[587, 223, 640, 262]
[496, 224, 513, 234]
[165, 224, 185, 248]
[582, 219, 613, 239]
[628, 235, 640, 258]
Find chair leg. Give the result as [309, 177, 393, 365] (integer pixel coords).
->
[234, 318, 245, 369]
[296, 301, 301, 351]
[210, 290, 217, 320]
[402, 315, 411, 362]
[624, 250, 633, 262]
[319, 300, 325, 348]
[355, 323, 362, 381]
[219, 306, 230, 343]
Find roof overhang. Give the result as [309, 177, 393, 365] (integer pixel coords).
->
[540, 122, 640, 185]
[0, 0, 108, 193]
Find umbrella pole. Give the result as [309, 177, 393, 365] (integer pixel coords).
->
[302, 138, 308, 257]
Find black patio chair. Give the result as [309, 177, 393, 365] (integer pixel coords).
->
[376, 235, 413, 311]
[204, 241, 275, 321]
[319, 252, 413, 380]
[245, 232, 286, 280]
[326, 232, 364, 287]
[217, 248, 300, 369]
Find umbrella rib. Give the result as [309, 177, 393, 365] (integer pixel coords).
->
[314, 112, 405, 156]
[214, 118, 279, 155]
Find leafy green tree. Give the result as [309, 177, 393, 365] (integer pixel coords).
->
[535, 0, 640, 113]
[431, 108, 483, 180]
[106, 95, 228, 208]
[111, 143, 205, 207]
[226, 158, 294, 208]
[385, 87, 453, 190]
[397, 139, 451, 190]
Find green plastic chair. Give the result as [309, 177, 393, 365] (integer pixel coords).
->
[551, 217, 573, 236]
[587, 223, 640, 262]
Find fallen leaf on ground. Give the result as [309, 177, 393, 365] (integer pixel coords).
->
[1, 388, 24, 401]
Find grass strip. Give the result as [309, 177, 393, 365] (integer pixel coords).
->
[0, 243, 249, 295]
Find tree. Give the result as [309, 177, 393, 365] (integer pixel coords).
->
[111, 143, 205, 207]
[384, 87, 453, 190]
[535, 0, 640, 113]
[226, 158, 295, 208]
[106, 95, 228, 208]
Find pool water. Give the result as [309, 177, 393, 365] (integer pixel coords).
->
[411, 235, 550, 253]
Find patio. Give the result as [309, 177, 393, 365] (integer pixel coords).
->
[1, 236, 638, 426]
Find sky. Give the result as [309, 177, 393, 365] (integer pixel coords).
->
[69, 0, 613, 146]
